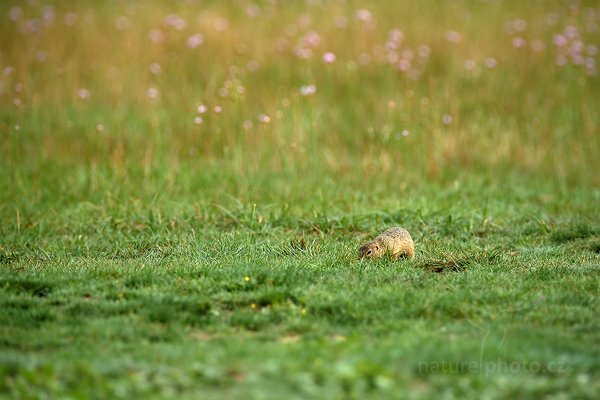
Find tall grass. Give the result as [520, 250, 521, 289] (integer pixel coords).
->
[1, 1, 598, 190]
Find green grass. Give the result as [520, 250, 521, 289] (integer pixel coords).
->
[1, 1, 600, 398]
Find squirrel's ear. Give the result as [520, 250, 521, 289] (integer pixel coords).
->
[375, 245, 379, 250]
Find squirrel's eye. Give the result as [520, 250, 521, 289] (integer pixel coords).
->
[367, 250, 372, 255]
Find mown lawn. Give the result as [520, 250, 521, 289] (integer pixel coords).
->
[1, 1, 599, 398]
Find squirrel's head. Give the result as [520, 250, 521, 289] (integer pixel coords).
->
[358, 242, 382, 259]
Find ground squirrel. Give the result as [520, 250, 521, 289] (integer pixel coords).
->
[358, 227, 414, 260]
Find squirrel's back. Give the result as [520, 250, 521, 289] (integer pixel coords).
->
[375, 227, 414, 258]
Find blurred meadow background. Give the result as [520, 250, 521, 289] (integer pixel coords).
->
[1, 0, 600, 398]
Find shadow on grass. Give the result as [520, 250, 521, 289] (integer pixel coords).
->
[418, 249, 504, 273]
[550, 222, 599, 243]
[0, 277, 53, 297]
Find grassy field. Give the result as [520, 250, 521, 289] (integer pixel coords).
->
[1, 1, 599, 398]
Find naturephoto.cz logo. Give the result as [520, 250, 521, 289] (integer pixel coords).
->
[418, 359, 568, 375]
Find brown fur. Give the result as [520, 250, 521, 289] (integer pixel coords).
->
[358, 227, 414, 260]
